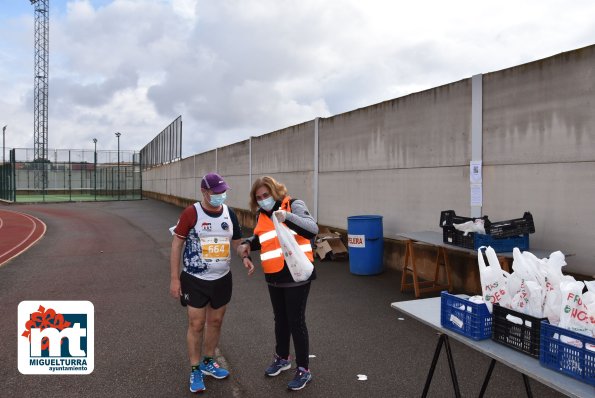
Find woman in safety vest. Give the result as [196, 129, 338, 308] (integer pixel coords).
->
[237, 176, 318, 391]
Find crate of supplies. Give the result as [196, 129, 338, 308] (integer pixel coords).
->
[440, 291, 492, 341]
[539, 322, 595, 386]
[442, 227, 529, 253]
[474, 233, 529, 252]
[439, 210, 489, 229]
[486, 212, 535, 238]
[492, 304, 547, 358]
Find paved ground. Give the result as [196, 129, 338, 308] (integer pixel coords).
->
[0, 199, 568, 397]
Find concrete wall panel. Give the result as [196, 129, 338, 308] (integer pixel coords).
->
[180, 157, 195, 179]
[195, 151, 217, 178]
[484, 46, 595, 164]
[319, 80, 471, 172]
[251, 121, 315, 174]
[483, 162, 595, 275]
[224, 175, 251, 209]
[180, 178, 196, 201]
[318, 167, 469, 236]
[217, 141, 250, 176]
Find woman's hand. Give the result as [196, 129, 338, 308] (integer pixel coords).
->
[242, 257, 255, 276]
[274, 210, 286, 222]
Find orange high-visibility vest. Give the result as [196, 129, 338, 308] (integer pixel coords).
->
[254, 196, 315, 274]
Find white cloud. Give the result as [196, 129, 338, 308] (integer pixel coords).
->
[0, 0, 594, 156]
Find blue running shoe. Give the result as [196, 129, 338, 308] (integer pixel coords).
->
[287, 367, 312, 391]
[265, 354, 291, 377]
[200, 358, 229, 379]
[189, 369, 205, 393]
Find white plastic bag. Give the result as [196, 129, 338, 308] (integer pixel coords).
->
[582, 281, 595, 337]
[510, 280, 543, 317]
[273, 215, 314, 282]
[542, 251, 567, 324]
[478, 246, 509, 312]
[559, 279, 591, 336]
[454, 219, 485, 236]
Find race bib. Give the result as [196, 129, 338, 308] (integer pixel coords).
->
[200, 236, 231, 261]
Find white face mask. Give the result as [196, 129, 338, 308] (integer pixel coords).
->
[208, 192, 227, 207]
[257, 196, 275, 212]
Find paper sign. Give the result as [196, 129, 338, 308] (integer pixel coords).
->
[470, 161, 482, 183]
[347, 234, 365, 248]
[471, 183, 482, 207]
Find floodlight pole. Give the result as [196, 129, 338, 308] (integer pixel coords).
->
[2, 125, 6, 165]
[115, 132, 121, 199]
[93, 138, 97, 200]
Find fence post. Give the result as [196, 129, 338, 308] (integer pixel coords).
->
[69, 150, 72, 202]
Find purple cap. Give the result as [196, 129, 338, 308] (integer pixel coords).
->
[201, 172, 230, 194]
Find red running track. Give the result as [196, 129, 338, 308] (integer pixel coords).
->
[0, 209, 46, 267]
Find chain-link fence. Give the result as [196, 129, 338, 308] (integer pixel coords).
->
[0, 149, 15, 201]
[1, 148, 142, 203]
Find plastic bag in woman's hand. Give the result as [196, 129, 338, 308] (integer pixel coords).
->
[273, 214, 313, 282]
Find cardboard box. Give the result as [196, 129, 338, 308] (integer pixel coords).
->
[315, 227, 348, 260]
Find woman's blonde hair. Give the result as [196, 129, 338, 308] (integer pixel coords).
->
[249, 176, 288, 212]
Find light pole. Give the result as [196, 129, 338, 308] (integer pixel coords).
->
[93, 138, 97, 200]
[115, 132, 121, 199]
[2, 125, 6, 165]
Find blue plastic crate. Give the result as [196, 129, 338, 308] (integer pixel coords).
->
[540, 322, 595, 386]
[474, 233, 529, 252]
[440, 291, 492, 340]
[443, 228, 529, 253]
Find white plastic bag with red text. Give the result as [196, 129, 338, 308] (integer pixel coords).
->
[478, 246, 509, 313]
[273, 215, 314, 282]
[559, 280, 590, 336]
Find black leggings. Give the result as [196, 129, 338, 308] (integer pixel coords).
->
[267, 282, 311, 369]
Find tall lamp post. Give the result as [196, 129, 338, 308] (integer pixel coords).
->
[93, 138, 97, 200]
[115, 132, 121, 200]
[2, 125, 6, 165]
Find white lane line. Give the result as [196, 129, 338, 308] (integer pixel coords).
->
[0, 211, 47, 265]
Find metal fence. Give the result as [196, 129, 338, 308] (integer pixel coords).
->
[0, 149, 16, 201]
[0, 148, 142, 203]
[140, 115, 182, 170]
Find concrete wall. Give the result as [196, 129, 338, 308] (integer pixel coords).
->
[481, 46, 595, 276]
[144, 44, 595, 280]
[317, 79, 471, 236]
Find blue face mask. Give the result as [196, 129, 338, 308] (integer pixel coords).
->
[209, 192, 227, 207]
[257, 196, 275, 212]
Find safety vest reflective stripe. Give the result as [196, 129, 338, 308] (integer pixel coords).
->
[259, 230, 278, 243]
[260, 244, 313, 262]
[259, 228, 297, 244]
[260, 248, 282, 261]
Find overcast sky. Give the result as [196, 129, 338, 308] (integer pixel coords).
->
[1, 0, 594, 156]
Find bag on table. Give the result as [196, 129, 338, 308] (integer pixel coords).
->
[542, 251, 567, 324]
[272, 214, 314, 282]
[509, 249, 545, 317]
[559, 279, 591, 336]
[478, 246, 509, 312]
[510, 279, 544, 318]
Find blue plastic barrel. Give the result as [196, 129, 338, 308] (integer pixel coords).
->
[347, 215, 384, 275]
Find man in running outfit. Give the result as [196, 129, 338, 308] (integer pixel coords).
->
[170, 172, 254, 393]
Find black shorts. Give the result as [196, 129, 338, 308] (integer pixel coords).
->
[180, 271, 232, 309]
